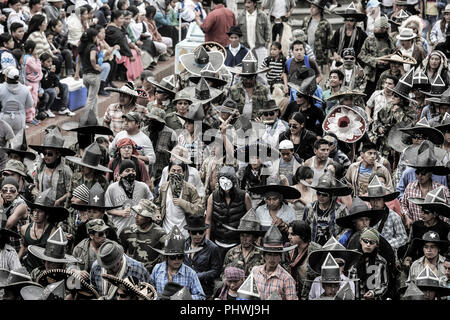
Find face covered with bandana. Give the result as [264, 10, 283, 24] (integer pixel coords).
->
[119, 160, 137, 198]
[168, 164, 184, 198]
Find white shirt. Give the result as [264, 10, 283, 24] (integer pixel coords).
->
[242, 89, 253, 118]
[110, 130, 156, 164]
[271, 0, 287, 19]
[344, 69, 353, 85]
[400, 43, 414, 72]
[255, 203, 296, 228]
[246, 9, 257, 49]
[229, 43, 241, 57]
[158, 165, 205, 197]
[367, 89, 392, 121]
[163, 187, 189, 238]
[128, 19, 143, 42]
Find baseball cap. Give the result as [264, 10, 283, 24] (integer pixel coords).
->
[122, 112, 141, 123]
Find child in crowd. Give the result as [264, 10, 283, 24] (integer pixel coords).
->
[261, 41, 288, 94]
[0, 33, 18, 82]
[23, 39, 42, 125]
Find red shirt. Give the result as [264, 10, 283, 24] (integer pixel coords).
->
[201, 4, 236, 47]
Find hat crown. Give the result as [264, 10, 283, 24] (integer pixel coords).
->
[241, 51, 258, 74]
[237, 272, 260, 299]
[416, 265, 440, 287]
[86, 219, 108, 233]
[7, 267, 32, 285]
[367, 175, 389, 197]
[399, 27, 416, 37]
[170, 287, 192, 300]
[4, 159, 27, 175]
[186, 102, 205, 121]
[222, 98, 238, 110]
[348, 197, 371, 215]
[262, 225, 283, 247]
[238, 208, 262, 231]
[185, 215, 207, 230]
[199, 62, 216, 78]
[149, 106, 166, 119]
[35, 188, 56, 207]
[40, 280, 65, 300]
[342, 48, 355, 57]
[43, 127, 65, 148]
[423, 187, 447, 204]
[334, 282, 355, 300]
[80, 142, 102, 168]
[396, 9, 410, 20]
[195, 77, 212, 100]
[314, 171, 337, 189]
[322, 236, 347, 251]
[422, 231, 441, 242]
[321, 253, 341, 282]
[9, 129, 28, 151]
[98, 241, 124, 268]
[429, 75, 446, 94]
[260, 99, 278, 112]
[164, 226, 186, 254]
[79, 109, 99, 127]
[194, 46, 209, 65]
[402, 282, 424, 300]
[87, 182, 106, 207]
[43, 227, 67, 260]
[441, 112, 450, 125]
[162, 75, 175, 89]
[299, 76, 317, 96]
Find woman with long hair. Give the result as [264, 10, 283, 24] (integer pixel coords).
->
[290, 166, 316, 220]
[78, 27, 102, 115]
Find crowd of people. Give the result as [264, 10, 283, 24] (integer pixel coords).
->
[0, 0, 450, 301]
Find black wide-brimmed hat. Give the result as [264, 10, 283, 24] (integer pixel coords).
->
[24, 189, 69, 223]
[176, 102, 205, 124]
[414, 266, 450, 296]
[101, 274, 157, 300]
[307, 237, 362, 273]
[411, 231, 449, 253]
[427, 87, 450, 105]
[0, 129, 36, 160]
[403, 140, 450, 175]
[387, 121, 414, 153]
[223, 208, 265, 235]
[398, 117, 445, 146]
[420, 74, 447, 97]
[412, 69, 429, 91]
[336, 197, 385, 229]
[235, 51, 270, 76]
[0, 267, 41, 291]
[65, 142, 112, 173]
[335, 2, 366, 22]
[288, 75, 323, 102]
[408, 186, 450, 218]
[434, 112, 450, 134]
[0, 227, 20, 240]
[389, 9, 410, 26]
[388, 67, 417, 103]
[71, 182, 121, 211]
[29, 127, 76, 157]
[226, 25, 243, 37]
[180, 45, 224, 77]
[150, 225, 202, 256]
[248, 175, 301, 200]
[183, 215, 210, 232]
[359, 175, 400, 202]
[310, 171, 353, 196]
[160, 282, 190, 300]
[177, 76, 223, 104]
[61, 108, 113, 136]
[188, 62, 228, 88]
[253, 225, 297, 253]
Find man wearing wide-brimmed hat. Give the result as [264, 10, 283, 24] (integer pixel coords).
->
[303, 171, 351, 246]
[251, 225, 298, 300]
[224, 25, 249, 68]
[29, 127, 75, 207]
[396, 28, 427, 72]
[90, 240, 151, 299]
[103, 82, 149, 136]
[149, 225, 205, 300]
[375, 50, 415, 89]
[256, 100, 289, 149]
[147, 75, 177, 114]
[412, 265, 450, 300]
[119, 199, 167, 273]
[0, 129, 36, 166]
[0, 267, 43, 300]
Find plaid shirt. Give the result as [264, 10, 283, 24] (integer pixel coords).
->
[379, 209, 408, 250]
[103, 103, 150, 136]
[150, 261, 206, 300]
[177, 132, 205, 170]
[252, 264, 298, 300]
[400, 181, 448, 222]
[90, 255, 151, 294]
[0, 244, 22, 270]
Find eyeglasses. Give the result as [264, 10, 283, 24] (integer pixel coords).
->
[43, 151, 54, 157]
[96, 230, 109, 237]
[289, 124, 299, 128]
[190, 230, 205, 235]
[168, 254, 184, 261]
[263, 111, 275, 117]
[121, 145, 133, 150]
[1, 187, 17, 194]
[361, 238, 377, 245]
[317, 191, 330, 197]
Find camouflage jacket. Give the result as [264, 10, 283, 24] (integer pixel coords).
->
[336, 64, 366, 92]
[372, 103, 416, 139]
[222, 245, 265, 277]
[229, 83, 270, 120]
[70, 238, 96, 272]
[302, 16, 331, 66]
[119, 223, 167, 273]
[358, 35, 396, 82]
[164, 112, 183, 131]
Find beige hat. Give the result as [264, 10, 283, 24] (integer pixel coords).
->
[397, 27, 417, 41]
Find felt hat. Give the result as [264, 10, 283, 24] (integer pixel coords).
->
[387, 121, 413, 153]
[334, 282, 355, 300]
[147, 106, 167, 124]
[235, 51, 270, 76]
[411, 231, 449, 253]
[131, 199, 162, 221]
[150, 225, 202, 256]
[398, 117, 445, 146]
[335, 2, 366, 22]
[376, 52, 416, 65]
[307, 0, 327, 10]
[319, 253, 342, 284]
[403, 140, 449, 175]
[396, 27, 417, 40]
[0, 129, 36, 160]
[253, 225, 297, 253]
[24, 189, 69, 223]
[183, 215, 210, 232]
[96, 241, 124, 270]
[172, 91, 194, 105]
[223, 208, 265, 235]
[408, 186, 450, 218]
[71, 182, 121, 211]
[401, 281, 424, 300]
[310, 171, 353, 196]
[169, 286, 192, 300]
[65, 142, 112, 173]
[148, 75, 177, 97]
[0, 267, 42, 290]
[359, 175, 400, 202]
[188, 62, 228, 88]
[28, 227, 80, 264]
[101, 274, 157, 300]
[258, 99, 279, 113]
[237, 272, 260, 300]
[323, 105, 367, 143]
[20, 280, 66, 300]
[248, 175, 301, 200]
[160, 282, 185, 300]
[177, 77, 223, 104]
[61, 108, 113, 136]
[412, 69, 429, 90]
[226, 25, 243, 37]
[387, 67, 417, 103]
[415, 266, 450, 296]
[29, 127, 76, 157]
[307, 237, 362, 273]
[434, 112, 450, 134]
[426, 87, 450, 106]
[336, 197, 385, 229]
[420, 74, 447, 97]
[288, 76, 323, 102]
[105, 81, 139, 97]
[180, 45, 224, 77]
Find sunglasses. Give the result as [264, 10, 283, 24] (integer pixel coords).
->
[289, 124, 299, 128]
[317, 191, 330, 197]
[43, 151, 54, 157]
[343, 57, 355, 61]
[361, 238, 377, 245]
[96, 231, 109, 237]
[190, 230, 205, 235]
[281, 152, 292, 156]
[2, 172, 12, 177]
[263, 111, 275, 117]
[168, 254, 184, 261]
[345, 18, 356, 22]
[422, 209, 434, 215]
[415, 170, 430, 176]
[1, 187, 17, 194]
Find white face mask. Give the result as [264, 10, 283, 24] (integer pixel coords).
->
[219, 177, 233, 191]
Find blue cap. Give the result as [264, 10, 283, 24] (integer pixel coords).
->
[367, 0, 380, 8]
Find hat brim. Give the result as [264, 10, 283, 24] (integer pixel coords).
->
[287, 81, 324, 103]
[222, 224, 266, 235]
[376, 56, 416, 65]
[147, 79, 176, 96]
[411, 238, 449, 253]
[189, 75, 228, 88]
[253, 243, 298, 253]
[408, 164, 450, 176]
[407, 198, 450, 218]
[70, 202, 122, 211]
[183, 224, 210, 231]
[248, 185, 301, 200]
[325, 91, 367, 101]
[214, 240, 238, 248]
[0, 280, 42, 290]
[28, 246, 80, 264]
[425, 97, 450, 105]
[398, 126, 444, 145]
[28, 145, 76, 157]
[308, 249, 362, 274]
[61, 122, 114, 136]
[105, 87, 139, 97]
[23, 199, 69, 223]
[177, 86, 223, 105]
[420, 89, 446, 98]
[0, 228, 21, 239]
[387, 87, 418, 104]
[307, 0, 326, 9]
[335, 209, 386, 229]
[0, 148, 36, 160]
[101, 274, 150, 300]
[396, 35, 417, 41]
[236, 67, 271, 76]
[337, 12, 367, 22]
[416, 283, 450, 296]
[65, 156, 113, 173]
[310, 185, 353, 197]
[147, 114, 166, 124]
[20, 285, 45, 300]
[179, 51, 224, 76]
[359, 191, 400, 202]
[149, 245, 203, 256]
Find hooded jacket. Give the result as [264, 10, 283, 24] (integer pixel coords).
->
[0, 82, 34, 113]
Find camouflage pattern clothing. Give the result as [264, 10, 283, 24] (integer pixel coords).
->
[358, 35, 396, 82]
[222, 245, 265, 277]
[336, 64, 367, 92]
[67, 143, 110, 174]
[229, 83, 271, 120]
[164, 112, 184, 131]
[119, 223, 167, 273]
[302, 16, 331, 66]
[370, 103, 416, 159]
[70, 238, 99, 272]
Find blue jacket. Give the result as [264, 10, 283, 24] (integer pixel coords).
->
[225, 45, 249, 67]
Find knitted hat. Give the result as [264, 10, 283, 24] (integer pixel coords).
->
[224, 267, 245, 281]
[119, 159, 136, 173]
[360, 227, 379, 244]
[374, 15, 389, 29]
[72, 184, 90, 204]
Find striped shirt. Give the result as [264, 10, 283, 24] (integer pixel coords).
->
[0, 244, 22, 271]
[262, 55, 286, 84]
[252, 264, 298, 300]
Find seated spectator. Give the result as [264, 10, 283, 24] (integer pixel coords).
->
[6, 0, 28, 33]
[94, 24, 119, 92]
[10, 22, 25, 51]
[47, 19, 74, 76]
[0, 33, 19, 82]
[23, 39, 42, 125]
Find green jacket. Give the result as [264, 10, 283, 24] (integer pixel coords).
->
[229, 82, 270, 120]
[222, 245, 265, 277]
[358, 35, 396, 82]
[237, 9, 271, 49]
[302, 16, 331, 66]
